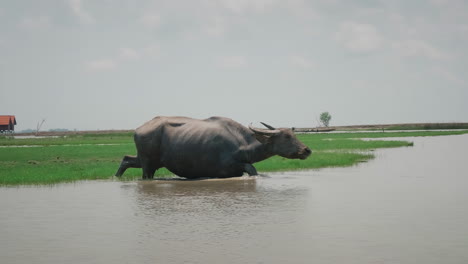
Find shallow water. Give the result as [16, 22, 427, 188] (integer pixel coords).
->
[1, 135, 468, 264]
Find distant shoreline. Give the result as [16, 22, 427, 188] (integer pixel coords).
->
[296, 122, 468, 132]
[326, 122, 468, 131]
[9, 122, 468, 136]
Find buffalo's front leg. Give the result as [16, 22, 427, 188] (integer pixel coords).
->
[142, 166, 158, 179]
[139, 156, 160, 179]
[243, 164, 258, 176]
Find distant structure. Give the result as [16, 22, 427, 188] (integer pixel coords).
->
[0, 115, 17, 133]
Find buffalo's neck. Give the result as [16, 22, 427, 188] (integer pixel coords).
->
[241, 141, 275, 164]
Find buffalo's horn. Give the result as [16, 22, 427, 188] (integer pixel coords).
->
[260, 122, 276, 130]
[249, 123, 281, 135]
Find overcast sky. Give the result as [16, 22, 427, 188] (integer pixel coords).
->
[1, 0, 467, 131]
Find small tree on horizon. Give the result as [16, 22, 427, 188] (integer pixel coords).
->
[319, 112, 332, 127]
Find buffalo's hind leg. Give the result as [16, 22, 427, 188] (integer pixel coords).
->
[243, 163, 258, 176]
[115, 155, 141, 177]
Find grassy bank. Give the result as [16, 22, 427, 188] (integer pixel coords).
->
[1, 130, 467, 185]
[0, 132, 134, 146]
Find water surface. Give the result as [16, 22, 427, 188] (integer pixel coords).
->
[1, 135, 468, 264]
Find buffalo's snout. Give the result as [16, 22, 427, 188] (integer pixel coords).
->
[299, 147, 312, 159]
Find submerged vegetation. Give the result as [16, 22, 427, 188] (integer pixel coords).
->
[1, 130, 467, 185]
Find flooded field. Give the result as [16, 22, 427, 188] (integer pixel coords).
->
[1, 134, 468, 264]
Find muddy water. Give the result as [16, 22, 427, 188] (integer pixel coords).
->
[1, 135, 468, 264]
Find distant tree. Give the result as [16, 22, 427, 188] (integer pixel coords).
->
[20, 129, 36, 133]
[49, 128, 70, 132]
[319, 112, 332, 127]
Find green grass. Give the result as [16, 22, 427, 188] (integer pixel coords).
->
[255, 152, 374, 172]
[1, 130, 467, 185]
[0, 133, 133, 146]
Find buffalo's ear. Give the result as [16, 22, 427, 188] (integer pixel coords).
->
[253, 133, 271, 144]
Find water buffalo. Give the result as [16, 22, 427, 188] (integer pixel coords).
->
[115, 116, 311, 179]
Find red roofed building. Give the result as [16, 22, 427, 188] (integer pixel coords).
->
[0, 115, 17, 133]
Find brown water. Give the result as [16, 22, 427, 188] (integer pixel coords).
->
[1, 135, 468, 264]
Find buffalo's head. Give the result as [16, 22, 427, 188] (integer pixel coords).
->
[249, 122, 312, 160]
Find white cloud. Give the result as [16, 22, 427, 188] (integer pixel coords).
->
[85, 44, 160, 72]
[202, 0, 313, 19]
[432, 67, 465, 85]
[221, 0, 277, 14]
[19, 16, 51, 30]
[336, 21, 383, 53]
[216, 55, 248, 69]
[203, 17, 226, 37]
[457, 24, 468, 35]
[139, 14, 161, 29]
[143, 44, 161, 58]
[392, 39, 450, 60]
[119, 46, 160, 60]
[119, 48, 140, 61]
[289, 55, 313, 69]
[85, 59, 117, 72]
[430, 0, 458, 6]
[69, 0, 94, 24]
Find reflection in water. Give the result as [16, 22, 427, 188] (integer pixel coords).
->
[136, 178, 259, 217]
[1, 135, 468, 264]
[134, 178, 260, 220]
[136, 177, 259, 196]
[132, 177, 306, 236]
[134, 177, 306, 215]
[121, 177, 309, 264]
